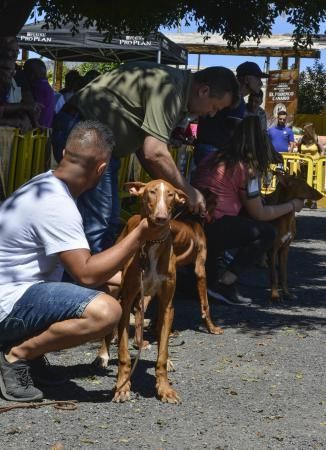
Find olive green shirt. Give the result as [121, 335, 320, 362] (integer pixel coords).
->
[74, 61, 192, 157]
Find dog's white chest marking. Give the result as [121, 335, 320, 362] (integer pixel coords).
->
[281, 231, 293, 244]
[143, 245, 168, 296]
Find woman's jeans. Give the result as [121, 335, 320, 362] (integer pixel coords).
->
[52, 111, 120, 254]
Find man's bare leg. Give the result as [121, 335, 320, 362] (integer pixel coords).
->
[5, 294, 121, 363]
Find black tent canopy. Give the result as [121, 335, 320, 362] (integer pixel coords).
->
[17, 22, 188, 65]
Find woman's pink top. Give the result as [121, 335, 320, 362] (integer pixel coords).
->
[192, 154, 249, 220]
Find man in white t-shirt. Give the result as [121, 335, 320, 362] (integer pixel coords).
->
[0, 120, 165, 402]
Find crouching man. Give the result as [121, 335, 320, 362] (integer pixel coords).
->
[0, 120, 165, 402]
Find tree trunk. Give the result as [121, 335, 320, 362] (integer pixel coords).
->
[0, 0, 36, 35]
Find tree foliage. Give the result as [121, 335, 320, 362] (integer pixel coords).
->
[0, 0, 325, 48]
[298, 60, 326, 114]
[76, 62, 118, 76]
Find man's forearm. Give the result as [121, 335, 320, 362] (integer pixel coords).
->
[139, 147, 192, 193]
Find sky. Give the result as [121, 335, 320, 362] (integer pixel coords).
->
[160, 16, 326, 72]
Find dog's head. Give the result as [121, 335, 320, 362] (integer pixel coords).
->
[125, 180, 187, 226]
[276, 172, 323, 201]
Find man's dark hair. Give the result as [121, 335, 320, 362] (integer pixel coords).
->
[66, 120, 115, 157]
[194, 66, 240, 108]
[277, 110, 287, 117]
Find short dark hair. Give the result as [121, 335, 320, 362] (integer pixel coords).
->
[194, 66, 240, 108]
[277, 110, 287, 117]
[66, 120, 115, 157]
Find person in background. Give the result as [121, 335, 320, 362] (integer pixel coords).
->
[23, 58, 55, 128]
[0, 60, 38, 131]
[298, 123, 324, 209]
[194, 61, 269, 165]
[245, 89, 267, 131]
[80, 70, 100, 89]
[191, 116, 304, 305]
[268, 110, 295, 153]
[55, 70, 82, 114]
[60, 70, 81, 102]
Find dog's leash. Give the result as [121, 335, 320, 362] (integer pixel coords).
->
[0, 400, 77, 414]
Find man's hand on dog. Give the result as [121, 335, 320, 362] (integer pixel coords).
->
[186, 186, 207, 217]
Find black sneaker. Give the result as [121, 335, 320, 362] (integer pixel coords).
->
[0, 352, 43, 402]
[207, 282, 252, 306]
[30, 355, 67, 387]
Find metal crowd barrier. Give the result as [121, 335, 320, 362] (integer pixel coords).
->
[263, 153, 326, 206]
[0, 127, 51, 198]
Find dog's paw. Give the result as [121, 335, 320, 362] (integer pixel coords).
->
[208, 325, 224, 335]
[132, 339, 151, 350]
[271, 289, 281, 302]
[158, 386, 181, 404]
[113, 383, 131, 403]
[92, 355, 110, 369]
[157, 380, 181, 404]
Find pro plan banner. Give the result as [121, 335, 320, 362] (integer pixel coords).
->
[265, 69, 299, 127]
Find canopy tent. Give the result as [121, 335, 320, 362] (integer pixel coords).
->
[17, 22, 188, 65]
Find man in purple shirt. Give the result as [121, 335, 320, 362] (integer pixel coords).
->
[268, 110, 295, 153]
[23, 59, 55, 128]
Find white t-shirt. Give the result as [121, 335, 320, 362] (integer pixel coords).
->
[0, 171, 90, 322]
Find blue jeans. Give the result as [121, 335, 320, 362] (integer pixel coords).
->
[0, 282, 102, 350]
[52, 110, 81, 163]
[77, 156, 120, 254]
[52, 111, 121, 254]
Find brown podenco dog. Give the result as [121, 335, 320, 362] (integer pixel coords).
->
[265, 173, 323, 301]
[107, 179, 221, 404]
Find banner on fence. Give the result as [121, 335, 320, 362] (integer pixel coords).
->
[265, 69, 299, 127]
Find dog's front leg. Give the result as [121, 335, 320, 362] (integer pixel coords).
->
[113, 290, 136, 403]
[93, 332, 115, 368]
[155, 277, 181, 404]
[279, 244, 295, 299]
[269, 248, 280, 301]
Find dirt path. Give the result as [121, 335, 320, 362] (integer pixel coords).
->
[1, 208, 325, 450]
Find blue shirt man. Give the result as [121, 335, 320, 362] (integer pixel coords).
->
[268, 111, 294, 153]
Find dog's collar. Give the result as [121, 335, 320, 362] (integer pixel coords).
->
[146, 233, 170, 245]
[145, 226, 171, 245]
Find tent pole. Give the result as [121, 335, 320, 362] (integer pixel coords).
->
[197, 54, 201, 71]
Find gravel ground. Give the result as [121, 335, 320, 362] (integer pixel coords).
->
[1, 208, 325, 450]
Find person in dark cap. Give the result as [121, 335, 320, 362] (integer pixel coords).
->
[194, 61, 269, 165]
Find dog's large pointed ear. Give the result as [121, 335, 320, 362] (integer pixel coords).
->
[174, 188, 188, 205]
[124, 182, 146, 197]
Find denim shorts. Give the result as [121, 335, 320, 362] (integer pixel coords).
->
[0, 282, 102, 350]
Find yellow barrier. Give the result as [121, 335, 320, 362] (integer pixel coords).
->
[315, 157, 326, 207]
[1, 128, 51, 197]
[263, 153, 326, 206]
